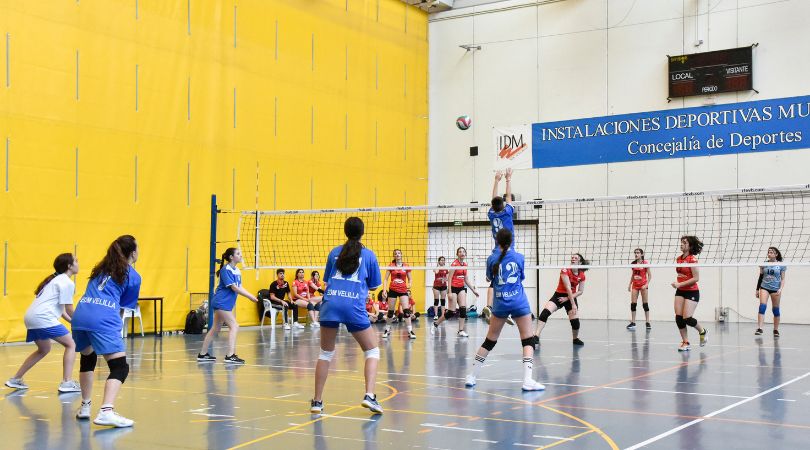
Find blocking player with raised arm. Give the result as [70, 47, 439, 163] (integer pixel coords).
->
[482, 168, 516, 327]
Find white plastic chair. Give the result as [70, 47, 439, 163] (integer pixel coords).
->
[260, 299, 284, 328]
[121, 306, 144, 337]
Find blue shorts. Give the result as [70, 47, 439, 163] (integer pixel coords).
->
[72, 329, 125, 355]
[320, 320, 370, 333]
[492, 304, 532, 320]
[26, 324, 70, 342]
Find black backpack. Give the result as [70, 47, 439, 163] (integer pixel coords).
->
[184, 310, 205, 334]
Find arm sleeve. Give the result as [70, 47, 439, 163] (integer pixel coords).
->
[756, 273, 764, 290]
[366, 253, 382, 290]
[120, 271, 142, 309]
[58, 279, 76, 305]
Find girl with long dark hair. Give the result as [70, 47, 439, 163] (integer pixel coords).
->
[627, 248, 652, 331]
[381, 249, 414, 339]
[672, 236, 708, 351]
[311, 217, 383, 415]
[6, 253, 81, 393]
[755, 247, 786, 337]
[432, 247, 480, 338]
[533, 253, 589, 346]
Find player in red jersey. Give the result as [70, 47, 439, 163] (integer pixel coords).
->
[366, 292, 380, 323]
[292, 269, 319, 328]
[376, 291, 389, 323]
[673, 236, 707, 351]
[381, 249, 415, 339]
[627, 248, 652, 331]
[432, 256, 449, 321]
[308, 270, 324, 322]
[533, 253, 588, 346]
[432, 247, 480, 338]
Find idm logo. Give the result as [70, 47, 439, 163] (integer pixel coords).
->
[498, 134, 528, 160]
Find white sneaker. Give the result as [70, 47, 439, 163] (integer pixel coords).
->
[464, 374, 476, 387]
[5, 378, 28, 390]
[293, 322, 305, 329]
[521, 379, 546, 391]
[58, 380, 81, 393]
[408, 330, 416, 340]
[430, 323, 438, 335]
[382, 329, 391, 339]
[283, 323, 291, 330]
[76, 401, 92, 419]
[93, 409, 134, 427]
[457, 330, 469, 338]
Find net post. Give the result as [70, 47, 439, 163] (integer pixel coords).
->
[535, 221, 540, 315]
[208, 194, 217, 329]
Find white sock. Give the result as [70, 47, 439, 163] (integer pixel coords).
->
[523, 357, 533, 382]
[366, 392, 375, 399]
[407, 326, 413, 332]
[471, 353, 486, 377]
[100, 403, 114, 412]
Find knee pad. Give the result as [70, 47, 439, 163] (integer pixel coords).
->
[539, 308, 551, 323]
[569, 318, 580, 330]
[434, 299, 440, 307]
[414, 312, 421, 318]
[758, 303, 767, 315]
[773, 307, 781, 317]
[387, 310, 395, 319]
[315, 303, 321, 312]
[403, 308, 412, 318]
[481, 338, 497, 351]
[458, 306, 467, 319]
[364, 347, 380, 360]
[377, 312, 385, 321]
[440, 299, 446, 307]
[642, 303, 650, 312]
[80, 352, 98, 373]
[318, 349, 335, 361]
[444, 309, 456, 319]
[520, 337, 536, 350]
[307, 303, 315, 311]
[675, 315, 686, 329]
[106, 356, 129, 383]
[630, 303, 637, 312]
[684, 317, 697, 327]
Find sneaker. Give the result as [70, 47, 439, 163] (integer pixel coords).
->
[457, 330, 469, 338]
[382, 329, 391, 339]
[699, 328, 708, 347]
[506, 315, 516, 326]
[293, 322, 305, 329]
[5, 378, 28, 390]
[76, 401, 92, 419]
[464, 374, 477, 387]
[196, 353, 216, 362]
[310, 399, 324, 414]
[678, 341, 691, 352]
[408, 330, 417, 340]
[283, 323, 291, 330]
[572, 338, 584, 346]
[626, 322, 636, 330]
[93, 409, 134, 428]
[521, 379, 546, 391]
[481, 305, 492, 324]
[646, 322, 652, 330]
[224, 354, 246, 365]
[431, 323, 438, 335]
[754, 328, 763, 335]
[773, 329, 780, 338]
[361, 394, 383, 414]
[58, 380, 81, 393]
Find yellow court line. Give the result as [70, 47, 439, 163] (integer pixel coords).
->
[227, 382, 398, 450]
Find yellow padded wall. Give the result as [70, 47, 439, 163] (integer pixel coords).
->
[0, 0, 427, 342]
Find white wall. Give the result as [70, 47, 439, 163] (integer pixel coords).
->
[428, 0, 810, 324]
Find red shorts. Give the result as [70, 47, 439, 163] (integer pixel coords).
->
[631, 282, 647, 290]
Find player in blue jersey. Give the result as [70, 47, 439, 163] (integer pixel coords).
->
[197, 247, 258, 364]
[465, 229, 544, 391]
[482, 168, 516, 326]
[311, 217, 384, 415]
[71, 235, 141, 427]
[755, 247, 787, 337]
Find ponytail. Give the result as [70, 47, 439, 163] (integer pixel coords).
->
[217, 248, 237, 277]
[336, 217, 365, 275]
[575, 253, 589, 272]
[35, 253, 74, 296]
[90, 235, 137, 285]
[491, 229, 513, 278]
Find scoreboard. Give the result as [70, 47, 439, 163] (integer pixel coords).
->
[668, 46, 753, 98]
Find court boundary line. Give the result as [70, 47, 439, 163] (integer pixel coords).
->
[624, 371, 810, 449]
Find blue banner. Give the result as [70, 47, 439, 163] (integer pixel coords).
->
[532, 95, 810, 168]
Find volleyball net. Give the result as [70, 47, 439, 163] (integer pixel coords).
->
[231, 184, 810, 272]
